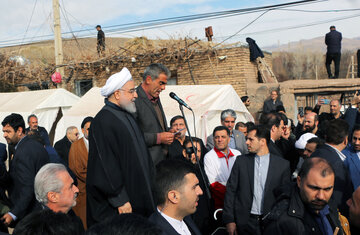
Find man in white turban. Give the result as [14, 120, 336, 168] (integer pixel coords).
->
[86, 67, 156, 227]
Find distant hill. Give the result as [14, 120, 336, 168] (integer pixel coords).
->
[264, 36, 360, 53]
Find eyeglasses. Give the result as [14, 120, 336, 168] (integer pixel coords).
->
[119, 88, 136, 94]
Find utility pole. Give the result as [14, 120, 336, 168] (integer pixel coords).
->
[53, 0, 64, 88]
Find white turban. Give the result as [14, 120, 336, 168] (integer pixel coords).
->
[295, 133, 317, 150]
[101, 67, 132, 97]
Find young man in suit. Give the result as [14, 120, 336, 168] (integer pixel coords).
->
[149, 159, 202, 235]
[343, 124, 360, 190]
[134, 63, 175, 165]
[223, 125, 290, 235]
[1, 113, 49, 227]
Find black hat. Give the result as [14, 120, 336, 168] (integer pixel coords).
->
[96, 25, 101, 28]
[330, 25, 336, 29]
[81, 116, 93, 128]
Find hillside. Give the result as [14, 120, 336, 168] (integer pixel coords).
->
[264, 36, 360, 53]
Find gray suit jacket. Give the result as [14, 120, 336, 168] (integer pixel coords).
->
[134, 85, 168, 165]
[206, 129, 248, 154]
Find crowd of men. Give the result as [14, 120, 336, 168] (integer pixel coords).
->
[1, 61, 360, 235]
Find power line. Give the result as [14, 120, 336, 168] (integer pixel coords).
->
[213, 10, 270, 47]
[0, 0, 325, 47]
[17, 0, 38, 52]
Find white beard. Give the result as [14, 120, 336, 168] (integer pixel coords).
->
[121, 102, 137, 114]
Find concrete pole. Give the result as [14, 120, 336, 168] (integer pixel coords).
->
[53, 0, 64, 88]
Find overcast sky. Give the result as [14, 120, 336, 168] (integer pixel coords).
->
[1, 0, 359, 48]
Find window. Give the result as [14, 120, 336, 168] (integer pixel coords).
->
[75, 79, 92, 96]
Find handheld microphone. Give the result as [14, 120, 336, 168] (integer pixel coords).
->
[169, 92, 192, 111]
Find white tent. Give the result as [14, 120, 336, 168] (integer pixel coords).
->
[0, 89, 80, 144]
[55, 85, 253, 143]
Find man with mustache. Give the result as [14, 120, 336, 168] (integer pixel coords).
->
[343, 125, 360, 190]
[135, 63, 175, 165]
[264, 157, 344, 235]
[149, 159, 202, 235]
[86, 67, 156, 227]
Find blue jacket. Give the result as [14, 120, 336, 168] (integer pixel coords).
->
[343, 145, 360, 190]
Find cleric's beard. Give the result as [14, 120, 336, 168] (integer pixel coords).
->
[121, 102, 136, 114]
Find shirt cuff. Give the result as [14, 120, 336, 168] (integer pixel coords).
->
[156, 133, 161, 145]
[8, 212, 17, 221]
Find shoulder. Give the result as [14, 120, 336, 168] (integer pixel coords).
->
[71, 138, 85, 148]
[230, 148, 241, 156]
[233, 130, 245, 138]
[270, 153, 287, 162]
[38, 126, 47, 132]
[204, 149, 216, 160]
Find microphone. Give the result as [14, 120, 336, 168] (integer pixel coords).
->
[169, 92, 192, 111]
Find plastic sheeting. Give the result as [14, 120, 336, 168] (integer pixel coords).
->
[55, 85, 253, 143]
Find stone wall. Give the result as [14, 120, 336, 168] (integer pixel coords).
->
[247, 78, 360, 123]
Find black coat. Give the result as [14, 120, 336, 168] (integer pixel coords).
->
[246, 37, 264, 62]
[263, 183, 343, 235]
[149, 211, 201, 235]
[311, 145, 353, 216]
[54, 135, 72, 166]
[263, 99, 283, 114]
[86, 100, 156, 227]
[134, 85, 168, 165]
[8, 136, 49, 221]
[268, 140, 284, 158]
[223, 153, 290, 232]
[325, 30, 342, 54]
[25, 126, 50, 146]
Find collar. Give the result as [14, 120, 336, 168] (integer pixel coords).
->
[326, 144, 346, 161]
[214, 147, 234, 158]
[157, 208, 190, 235]
[83, 137, 89, 151]
[141, 83, 159, 103]
[15, 135, 26, 150]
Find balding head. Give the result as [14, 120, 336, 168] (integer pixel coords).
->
[303, 112, 318, 134]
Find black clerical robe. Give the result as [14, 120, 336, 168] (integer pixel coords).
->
[86, 99, 156, 227]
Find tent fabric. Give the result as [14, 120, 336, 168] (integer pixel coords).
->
[0, 89, 80, 144]
[55, 85, 254, 143]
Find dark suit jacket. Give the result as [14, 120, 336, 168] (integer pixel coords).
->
[312, 144, 353, 215]
[54, 135, 72, 166]
[343, 145, 360, 190]
[134, 85, 168, 165]
[325, 30, 342, 54]
[223, 153, 290, 231]
[8, 136, 49, 221]
[344, 108, 358, 138]
[149, 211, 201, 235]
[0, 143, 10, 209]
[262, 99, 283, 114]
[268, 140, 284, 158]
[25, 126, 50, 146]
[206, 129, 248, 154]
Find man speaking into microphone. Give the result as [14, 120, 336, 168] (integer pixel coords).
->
[135, 63, 175, 165]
